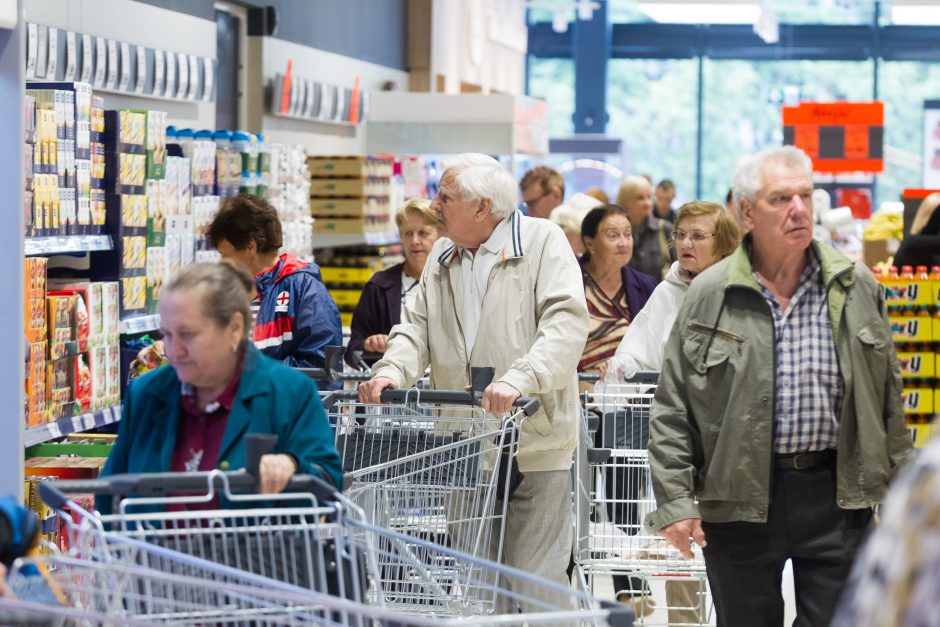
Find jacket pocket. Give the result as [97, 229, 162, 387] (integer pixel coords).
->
[681, 322, 741, 375]
[855, 319, 890, 394]
[526, 395, 555, 436]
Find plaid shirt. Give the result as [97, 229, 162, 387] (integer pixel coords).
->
[755, 249, 844, 454]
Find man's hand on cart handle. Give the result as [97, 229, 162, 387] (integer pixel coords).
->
[482, 381, 521, 414]
[363, 334, 389, 353]
[360, 376, 397, 403]
[259, 454, 298, 495]
[659, 517, 707, 559]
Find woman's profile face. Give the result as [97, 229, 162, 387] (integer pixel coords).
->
[158, 288, 244, 389]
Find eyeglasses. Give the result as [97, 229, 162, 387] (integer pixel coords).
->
[520, 189, 552, 212]
[671, 230, 716, 243]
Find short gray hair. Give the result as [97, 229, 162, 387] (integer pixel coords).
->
[164, 260, 254, 343]
[549, 193, 604, 233]
[441, 153, 518, 220]
[732, 145, 813, 210]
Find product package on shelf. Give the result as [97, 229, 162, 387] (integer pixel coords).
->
[876, 264, 940, 447]
[318, 246, 404, 328]
[308, 155, 395, 241]
[267, 143, 313, 259]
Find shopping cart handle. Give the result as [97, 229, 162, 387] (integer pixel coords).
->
[42, 471, 339, 503]
[513, 396, 540, 417]
[599, 600, 635, 626]
[587, 447, 612, 465]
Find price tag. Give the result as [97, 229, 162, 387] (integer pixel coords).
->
[164, 50, 176, 98]
[80, 34, 92, 83]
[92, 37, 106, 88]
[135, 46, 146, 93]
[201, 57, 214, 101]
[105, 40, 118, 89]
[118, 42, 131, 91]
[25, 23, 37, 79]
[35, 25, 47, 78]
[175, 52, 188, 99]
[153, 50, 165, 95]
[64, 31, 76, 81]
[46, 27, 58, 79]
[186, 54, 198, 100]
[844, 125, 870, 159]
[794, 126, 819, 159]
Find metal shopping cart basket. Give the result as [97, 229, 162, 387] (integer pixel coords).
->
[575, 374, 713, 627]
[326, 368, 535, 568]
[11, 464, 635, 625]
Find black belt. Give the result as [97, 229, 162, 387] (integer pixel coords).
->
[773, 449, 836, 471]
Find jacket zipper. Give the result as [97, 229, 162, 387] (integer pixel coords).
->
[687, 322, 744, 344]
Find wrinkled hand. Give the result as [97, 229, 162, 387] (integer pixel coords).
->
[359, 376, 397, 404]
[482, 381, 521, 414]
[658, 518, 707, 559]
[363, 334, 389, 353]
[598, 360, 611, 379]
[259, 454, 297, 494]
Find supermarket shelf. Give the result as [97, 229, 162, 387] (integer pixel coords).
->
[25, 235, 113, 256]
[121, 314, 161, 335]
[270, 110, 356, 128]
[24, 405, 122, 448]
[312, 231, 400, 249]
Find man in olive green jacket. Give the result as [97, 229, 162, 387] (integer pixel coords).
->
[646, 146, 910, 627]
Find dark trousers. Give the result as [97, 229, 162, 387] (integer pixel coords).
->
[702, 458, 872, 627]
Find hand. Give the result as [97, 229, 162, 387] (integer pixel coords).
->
[258, 454, 297, 494]
[482, 381, 521, 414]
[363, 334, 389, 353]
[359, 376, 397, 404]
[598, 360, 610, 379]
[658, 517, 707, 559]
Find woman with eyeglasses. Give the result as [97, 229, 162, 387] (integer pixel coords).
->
[603, 200, 740, 382]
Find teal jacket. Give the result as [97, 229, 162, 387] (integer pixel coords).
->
[98, 344, 342, 513]
[646, 238, 911, 531]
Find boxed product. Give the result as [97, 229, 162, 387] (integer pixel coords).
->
[146, 179, 166, 246]
[100, 282, 120, 342]
[46, 294, 76, 360]
[120, 276, 148, 317]
[145, 110, 167, 180]
[88, 345, 109, 409]
[146, 246, 166, 313]
[106, 343, 120, 405]
[120, 235, 147, 273]
[103, 110, 146, 151]
[47, 281, 105, 348]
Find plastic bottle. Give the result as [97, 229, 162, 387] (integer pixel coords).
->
[231, 131, 254, 195]
[212, 130, 234, 198]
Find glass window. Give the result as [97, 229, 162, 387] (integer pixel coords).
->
[877, 61, 940, 206]
[607, 59, 698, 205]
[700, 59, 873, 204]
[609, 0, 876, 24]
[527, 57, 576, 138]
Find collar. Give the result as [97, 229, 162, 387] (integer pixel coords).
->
[254, 253, 309, 295]
[725, 234, 854, 292]
[438, 210, 524, 267]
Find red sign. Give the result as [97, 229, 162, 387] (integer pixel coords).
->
[782, 102, 884, 173]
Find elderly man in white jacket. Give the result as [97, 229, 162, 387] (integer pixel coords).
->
[360, 153, 589, 605]
[603, 200, 741, 380]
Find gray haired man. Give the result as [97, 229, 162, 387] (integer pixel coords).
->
[359, 153, 589, 606]
[645, 145, 910, 626]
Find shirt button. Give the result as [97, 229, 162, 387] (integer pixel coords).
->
[219, 460, 230, 470]
[761, 397, 769, 403]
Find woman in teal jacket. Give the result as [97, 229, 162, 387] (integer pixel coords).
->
[98, 261, 342, 514]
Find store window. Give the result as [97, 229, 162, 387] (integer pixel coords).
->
[527, 58, 576, 138]
[877, 61, 940, 206]
[700, 59, 873, 204]
[607, 59, 698, 203]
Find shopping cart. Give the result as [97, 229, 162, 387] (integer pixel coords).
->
[326, 368, 536, 569]
[575, 374, 713, 627]
[19, 464, 635, 625]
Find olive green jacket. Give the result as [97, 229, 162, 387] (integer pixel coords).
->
[645, 238, 911, 531]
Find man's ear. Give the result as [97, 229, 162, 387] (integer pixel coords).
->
[475, 197, 493, 221]
[739, 198, 755, 230]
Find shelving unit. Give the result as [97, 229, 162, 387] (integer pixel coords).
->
[312, 230, 400, 250]
[24, 404, 121, 447]
[25, 234, 112, 256]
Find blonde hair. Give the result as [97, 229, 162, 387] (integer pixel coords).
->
[911, 192, 940, 235]
[395, 197, 438, 229]
[520, 166, 565, 197]
[549, 193, 604, 234]
[675, 200, 741, 259]
[584, 187, 610, 204]
[616, 175, 652, 209]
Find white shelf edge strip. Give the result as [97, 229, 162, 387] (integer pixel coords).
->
[25, 405, 122, 447]
[120, 314, 161, 335]
[25, 235, 112, 256]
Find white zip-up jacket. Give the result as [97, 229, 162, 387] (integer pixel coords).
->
[372, 211, 589, 472]
[610, 261, 688, 376]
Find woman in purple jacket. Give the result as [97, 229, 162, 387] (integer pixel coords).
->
[345, 199, 441, 367]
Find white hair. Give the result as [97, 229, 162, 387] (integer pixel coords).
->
[549, 193, 604, 233]
[732, 145, 813, 210]
[441, 153, 518, 220]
